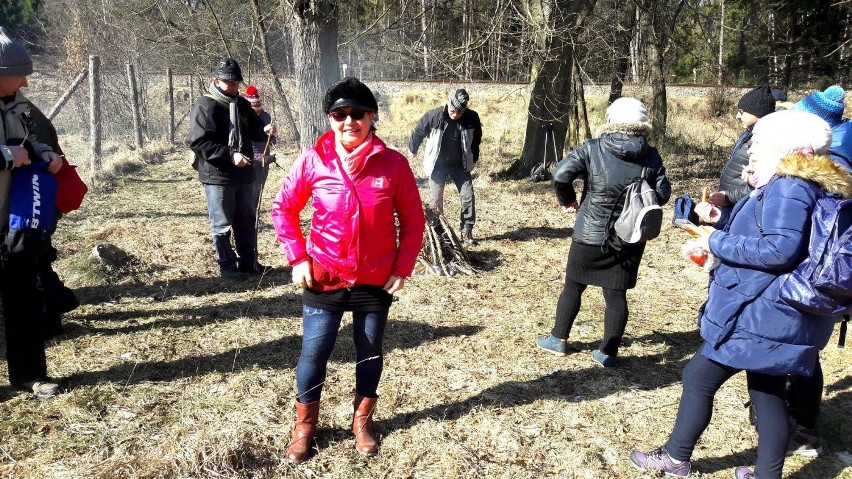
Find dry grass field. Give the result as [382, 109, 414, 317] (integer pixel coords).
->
[0, 84, 849, 479]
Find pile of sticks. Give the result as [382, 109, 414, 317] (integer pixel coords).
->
[417, 209, 479, 276]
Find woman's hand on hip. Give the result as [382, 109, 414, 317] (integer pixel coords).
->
[384, 275, 405, 295]
[292, 260, 313, 288]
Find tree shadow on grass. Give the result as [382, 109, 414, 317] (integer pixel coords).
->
[466, 248, 502, 272]
[64, 322, 484, 389]
[72, 273, 291, 306]
[104, 210, 208, 220]
[381, 329, 702, 437]
[483, 226, 572, 242]
[60, 291, 303, 339]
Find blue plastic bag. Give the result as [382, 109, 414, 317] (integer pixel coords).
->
[4, 161, 57, 254]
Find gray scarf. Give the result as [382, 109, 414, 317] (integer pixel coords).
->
[206, 81, 243, 154]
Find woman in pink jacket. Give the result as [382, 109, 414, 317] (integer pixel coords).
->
[272, 77, 425, 463]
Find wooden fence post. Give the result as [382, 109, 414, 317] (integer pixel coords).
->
[89, 55, 101, 171]
[127, 63, 143, 149]
[167, 67, 175, 144]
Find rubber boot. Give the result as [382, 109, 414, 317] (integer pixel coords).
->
[286, 399, 320, 463]
[352, 394, 379, 456]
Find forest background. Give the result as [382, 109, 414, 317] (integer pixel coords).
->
[6, 0, 852, 164]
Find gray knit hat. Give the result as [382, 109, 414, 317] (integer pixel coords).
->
[0, 27, 33, 77]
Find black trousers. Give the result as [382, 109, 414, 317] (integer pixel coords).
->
[666, 353, 788, 479]
[789, 357, 823, 430]
[0, 253, 51, 385]
[551, 278, 629, 356]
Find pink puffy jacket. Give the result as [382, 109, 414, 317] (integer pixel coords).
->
[272, 130, 426, 287]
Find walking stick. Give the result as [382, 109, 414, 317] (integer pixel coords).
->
[255, 133, 274, 231]
[260, 133, 272, 167]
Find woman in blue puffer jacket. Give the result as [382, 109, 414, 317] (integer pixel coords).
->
[630, 110, 852, 479]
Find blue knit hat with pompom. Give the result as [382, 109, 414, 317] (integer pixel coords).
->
[792, 85, 846, 128]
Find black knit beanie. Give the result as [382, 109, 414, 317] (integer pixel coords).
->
[738, 85, 776, 118]
[323, 77, 378, 113]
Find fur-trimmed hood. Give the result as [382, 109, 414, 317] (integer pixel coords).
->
[595, 121, 655, 163]
[594, 121, 653, 138]
[776, 153, 852, 198]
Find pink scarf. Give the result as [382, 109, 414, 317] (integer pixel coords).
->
[335, 133, 374, 177]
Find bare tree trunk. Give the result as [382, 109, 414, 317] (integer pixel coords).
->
[782, 1, 797, 88]
[630, 8, 642, 83]
[769, 12, 778, 83]
[463, 0, 472, 79]
[638, 0, 686, 140]
[574, 58, 591, 142]
[506, 0, 596, 178]
[647, 40, 668, 139]
[201, 0, 232, 58]
[127, 63, 143, 149]
[421, 0, 430, 78]
[718, 0, 725, 85]
[495, 4, 503, 82]
[250, 0, 301, 146]
[608, 1, 636, 104]
[287, 0, 341, 150]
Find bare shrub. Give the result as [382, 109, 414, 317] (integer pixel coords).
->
[89, 140, 177, 192]
[706, 86, 737, 118]
[403, 92, 423, 104]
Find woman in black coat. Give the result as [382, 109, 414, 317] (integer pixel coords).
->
[536, 98, 671, 367]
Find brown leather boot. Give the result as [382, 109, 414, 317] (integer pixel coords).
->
[286, 399, 320, 463]
[352, 394, 379, 456]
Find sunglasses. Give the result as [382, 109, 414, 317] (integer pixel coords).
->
[329, 109, 368, 121]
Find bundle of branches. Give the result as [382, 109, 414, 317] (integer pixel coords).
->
[417, 208, 479, 276]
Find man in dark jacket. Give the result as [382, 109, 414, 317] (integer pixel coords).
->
[188, 58, 276, 280]
[0, 27, 64, 399]
[408, 89, 482, 246]
[702, 85, 775, 223]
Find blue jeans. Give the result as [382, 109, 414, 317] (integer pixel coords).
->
[666, 353, 789, 479]
[296, 306, 389, 403]
[202, 183, 257, 269]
